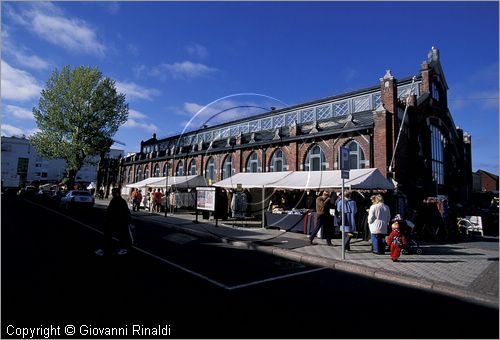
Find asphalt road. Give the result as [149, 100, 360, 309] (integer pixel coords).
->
[2, 195, 499, 339]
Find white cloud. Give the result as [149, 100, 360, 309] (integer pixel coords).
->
[1, 60, 42, 101]
[123, 119, 158, 133]
[8, 3, 105, 56]
[13, 51, 49, 70]
[0, 123, 39, 137]
[2, 27, 50, 70]
[1, 124, 25, 137]
[160, 61, 218, 79]
[185, 43, 209, 59]
[27, 128, 40, 137]
[121, 108, 159, 133]
[137, 61, 217, 81]
[115, 81, 161, 101]
[5, 105, 34, 120]
[128, 109, 148, 120]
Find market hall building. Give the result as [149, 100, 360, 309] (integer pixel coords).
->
[119, 47, 473, 213]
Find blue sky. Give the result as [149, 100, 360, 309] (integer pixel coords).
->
[1, 1, 498, 174]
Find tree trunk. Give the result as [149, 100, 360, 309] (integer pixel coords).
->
[96, 151, 106, 195]
[66, 169, 78, 190]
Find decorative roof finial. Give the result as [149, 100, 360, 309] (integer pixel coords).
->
[428, 46, 439, 62]
[380, 69, 394, 81]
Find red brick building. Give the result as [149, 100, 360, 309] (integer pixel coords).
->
[473, 170, 499, 193]
[119, 47, 473, 209]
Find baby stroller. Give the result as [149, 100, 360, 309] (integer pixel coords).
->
[393, 215, 423, 255]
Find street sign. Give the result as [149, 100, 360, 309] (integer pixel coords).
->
[340, 146, 350, 171]
[341, 170, 350, 179]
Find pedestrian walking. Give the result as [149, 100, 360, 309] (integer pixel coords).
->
[336, 191, 357, 251]
[136, 190, 143, 211]
[95, 188, 132, 257]
[387, 221, 408, 262]
[368, 194, 391, 254]
[308, 191, 333, 246]
[131, 188, 138, 211]
[153, 189, 163, 212]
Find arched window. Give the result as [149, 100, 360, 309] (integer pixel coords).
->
[304, 145, 326, 171]
[176, 161, 184, 176]
[269, 149, 288, 172]
[143, 165, 149, 179]
[430, 124, 446, 185]
[189, 159, 197, 175]
[153, 164, 160, 177]
[206, 157, 216, 181]
[135, 166, 142, 182]
[222, 155, 233, 179]
[163, 163, 171, 177]
[127, 168, 132, 183]
[345, 141, 367, 169]
[246, 152, 260, 173]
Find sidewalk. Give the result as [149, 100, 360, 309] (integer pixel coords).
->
[96, 200, 499, 308]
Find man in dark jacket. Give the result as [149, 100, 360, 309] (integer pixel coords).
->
[308, 191, 333, 246]
[95, 188, 132, 256]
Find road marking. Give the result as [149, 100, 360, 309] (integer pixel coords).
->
[26, 199, 325, 291]
[162, 233, 198, 244]
[132, 246, 231, 290]
[227, 268, 327, 290]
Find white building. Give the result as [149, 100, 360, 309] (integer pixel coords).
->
[1, 136, 124, 189]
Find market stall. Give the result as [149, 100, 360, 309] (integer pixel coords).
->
[125, 175, 208, 210]
[213, 168, 395, 230]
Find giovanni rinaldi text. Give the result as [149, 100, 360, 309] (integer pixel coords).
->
[6, 324, 172, 338]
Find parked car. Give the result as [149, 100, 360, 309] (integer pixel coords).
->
[17, 186, 38, 198]
[59, 190, 94, 210]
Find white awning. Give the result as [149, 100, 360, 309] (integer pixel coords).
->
[125, 177, 166, 188]
[147, 175, 209, 189]
[212, 168, 394, 190]
[212, 171, 294, 189]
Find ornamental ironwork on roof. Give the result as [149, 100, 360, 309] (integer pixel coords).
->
[131, 76, 421, 161]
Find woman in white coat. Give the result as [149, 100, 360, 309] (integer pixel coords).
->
[368, 194, 391, 254]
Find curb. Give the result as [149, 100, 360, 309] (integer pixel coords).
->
[132, 212, 499, 309]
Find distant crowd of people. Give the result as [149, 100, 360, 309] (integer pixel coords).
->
[129, 187, 164, 213]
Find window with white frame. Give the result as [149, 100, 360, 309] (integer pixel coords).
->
[304, 145, 326, 171]
[189, 159, 197, 175]
[143, 165, 149, 179]
[176, 161, 184, 176]
[269, 149, 288, 172]
[135, 167, 142, 182]
[206, 157, 216, 181]
[346, 141, 367, 169]
[163, 163, 171, 177]
[154, 164, 160, 177]
[222, 155, 233, 179]
[246, 152, 260, 173]
[127, 168, 132, 183]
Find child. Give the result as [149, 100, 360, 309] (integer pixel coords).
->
[387, 221, 407, 262]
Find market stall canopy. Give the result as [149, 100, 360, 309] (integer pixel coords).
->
[276, 168, 394, 190]
[213, 171, 294, 189]
[212, 168, 394, 190]
[147, 175, 209, 189]
[125, 176, 166, 188]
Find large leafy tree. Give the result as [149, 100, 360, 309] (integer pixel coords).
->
[31, 66, 128, 189]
